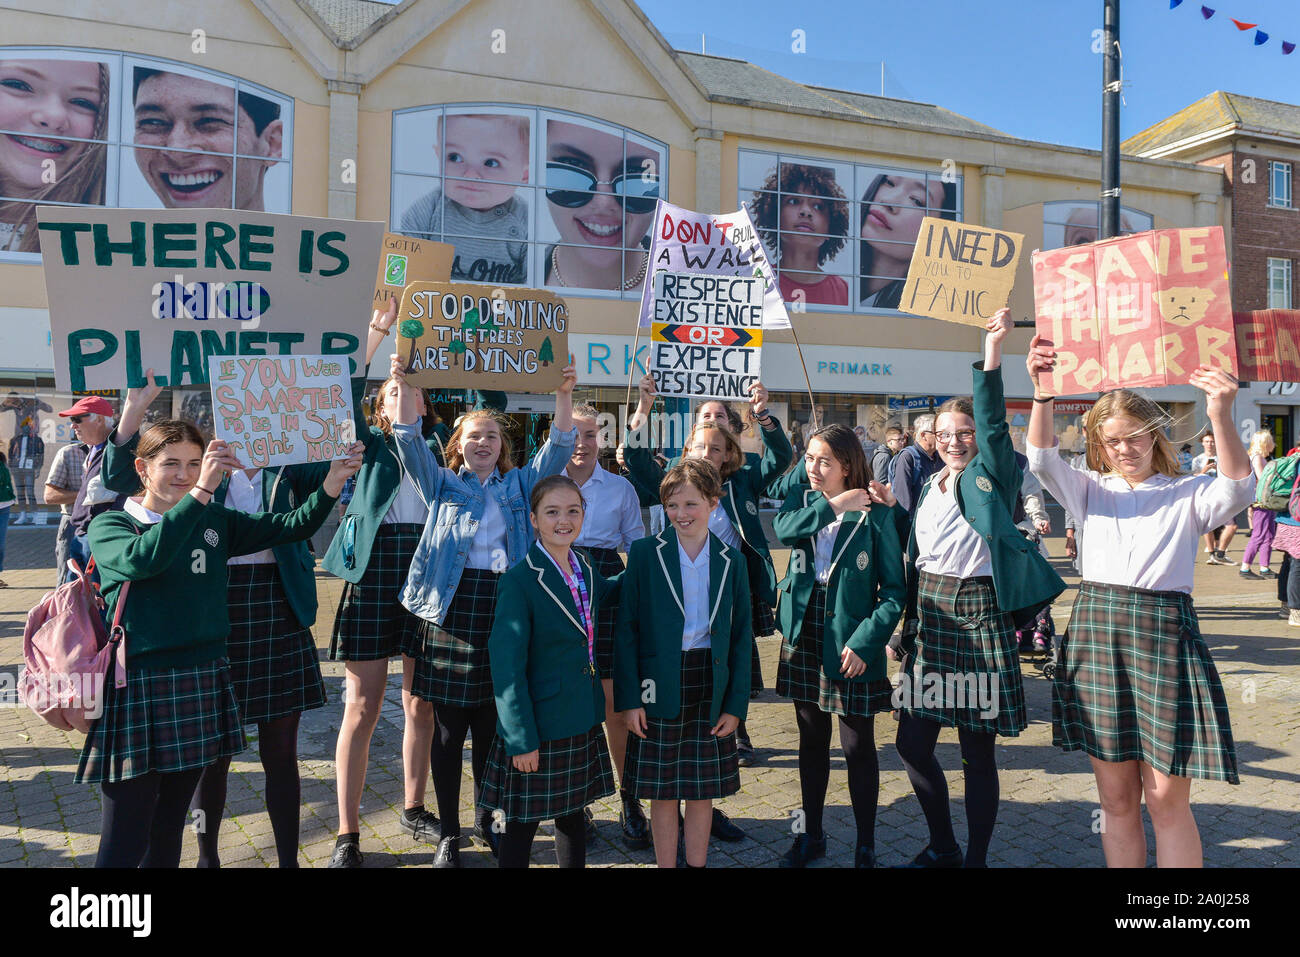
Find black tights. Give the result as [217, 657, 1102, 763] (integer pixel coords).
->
[497, 813, 586, 868]
[430, 702, 497, 837]
[895, 712, 999, 867]
[96, 768, 205, 868]
[191, 713, 302, 868]
[793, 702, 879, 847]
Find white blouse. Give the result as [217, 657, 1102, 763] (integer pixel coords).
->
[813, 517, 843, 584]
[1027, 442, 1254, 594]
[913, 471, 993, 579]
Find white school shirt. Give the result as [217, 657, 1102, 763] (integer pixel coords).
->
[708, 500, 741, 549]
[813, 516, 844, 584]
[1027, 442, 1254, 594]
[679, 542, 712, 651]
[569, 466, 644, 549]
[464, 469, 508, 570]
[123, 497, 163, 524]
[382, 468, 429, 525]
[224, 470, 276, 565]
[913, 471, 993, 579]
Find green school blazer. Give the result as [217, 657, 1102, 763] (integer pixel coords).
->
[101, 430, 328, 630]
[488, 543, 621, 755]
[613, 528, 752, 723]
[624, 418, 790, 607]
[901, 362, 1065, 639]
[773, 489, 906, 683]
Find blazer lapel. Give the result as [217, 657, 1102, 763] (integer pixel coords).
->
[723, 480, 749, 547]
[707, 535, 732, 631]
[827, 511, 869, 581]
[525, 545, 587, 639]
[654, 527, 686, 618]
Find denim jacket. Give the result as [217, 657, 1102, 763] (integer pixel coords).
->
[392, 421, 577, 623]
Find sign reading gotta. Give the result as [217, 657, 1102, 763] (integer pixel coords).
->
[1031, 227, 1236, 396]
[36, 207, 382, 392]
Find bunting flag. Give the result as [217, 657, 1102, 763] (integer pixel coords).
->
[1172, 3, 1296, 54]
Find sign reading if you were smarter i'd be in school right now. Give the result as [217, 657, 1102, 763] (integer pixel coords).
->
[650, 271, 763, 400]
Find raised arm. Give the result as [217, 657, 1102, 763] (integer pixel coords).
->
[972, 309, 1018, 500]
[227, 445, 361, 555]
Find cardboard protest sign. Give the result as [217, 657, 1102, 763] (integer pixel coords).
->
[902, 218, 1024, 326]
[208, 354, 355, 468]
[1032, 227, 1236, 396]
[373, 232, 452, 310]
[396, 282, 567, 391]
[37, 207, 382, 393]
[637, 200, 789, 331]
[1234, 309, 1300, 382]
[649, 271, 763, 399]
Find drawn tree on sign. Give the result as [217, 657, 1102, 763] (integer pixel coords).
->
[448, 338, 467, 368]
[399, 319, 425, 368]
[462, 307, 481, 343]
[539, 336, 554, 367]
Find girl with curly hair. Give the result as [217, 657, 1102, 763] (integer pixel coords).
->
[751, 163, 849, 307]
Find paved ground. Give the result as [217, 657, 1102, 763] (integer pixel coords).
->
[0, 520, 1296, 868]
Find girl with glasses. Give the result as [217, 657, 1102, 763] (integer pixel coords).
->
[890, 308, 1065, 868]
[1026, 338, 1252, 867]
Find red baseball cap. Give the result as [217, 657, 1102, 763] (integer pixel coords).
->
[59, 396, 115, 418]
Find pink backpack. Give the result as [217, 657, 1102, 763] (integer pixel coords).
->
[19, 558, 129, 733]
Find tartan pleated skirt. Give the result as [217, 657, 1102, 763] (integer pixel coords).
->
[76, 658, 246, 785]
[226, 564, 326, 725]
[1053, 580, 1239, 784]
[478, 726, 616, 823]
[329, 523, 425, 661]
[582, 546, 624, 681]
[750, 594, 771, 692]
[622, 649, 741, 800]
[409, 568, 501, 707]
[902, 571, 1027, 737]
[776, 583, 894, 717]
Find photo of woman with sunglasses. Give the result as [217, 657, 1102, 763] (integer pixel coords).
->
[858, 170, 958, 310]
[542, 117, 661, 292]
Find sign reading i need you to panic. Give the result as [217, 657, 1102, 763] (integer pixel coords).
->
[209, 354, 355, 468]
[36, 207, 382, 392]
[650, 271, 763, 400]
[1032, 227, 1236, 396]
[396, 282, 568, 391]
[901, 218, 1025, 326]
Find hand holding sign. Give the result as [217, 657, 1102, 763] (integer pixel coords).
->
[323, 442, 366, 497]
[1188, 365, 1239, 419]
[1026, 334, 1059, 398]
[197, 440, 243, 494]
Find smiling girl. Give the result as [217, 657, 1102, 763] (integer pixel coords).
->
[1026, 337, 1252, 867]
[857, 172, 957, 309]
[615, 459, 752, 868]
[479, 475, 620, 868]
[772, 425, 905, 868]
[78, 422, 358, 868]
[388, 352, 577, 867]
[0, 58, 108, 252]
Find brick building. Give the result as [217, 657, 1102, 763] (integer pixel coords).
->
[1126, 92, 1300, 446]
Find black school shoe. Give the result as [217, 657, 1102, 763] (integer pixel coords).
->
[896, 845, 963, 868]
[711, 808, 746, 842]
[327, 841, 363, 869]
[619, 792, 651, 850]
[779, 833, 827, 868]
[432, 835, 460, 869]
[399, 807, 442, 844]
[472, 822, 500, 858]
[855, 845, 877, 869]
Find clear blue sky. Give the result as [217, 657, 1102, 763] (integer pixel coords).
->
[637, 0, 1300, 148]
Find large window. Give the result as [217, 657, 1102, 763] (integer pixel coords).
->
[1269, 161, 1292, 209]
[1268, 257, 1292, 308]
[0, 47, 293, 262]
[390, 105, 666, 297]
[739, 149, 962, 313]
[1042, 201, 1154, 250]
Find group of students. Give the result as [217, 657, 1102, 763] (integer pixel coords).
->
[66, 302, 1253, 869]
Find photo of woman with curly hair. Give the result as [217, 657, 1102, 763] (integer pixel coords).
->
[750, 163, 850, 307]
[858, 171, 957, 309]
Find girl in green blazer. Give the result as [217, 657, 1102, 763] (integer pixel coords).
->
[891, 309, 1064, 869]
[772, 424, 905, 869]
[479, 475, 620, 868]
[615, 460, 752, 868]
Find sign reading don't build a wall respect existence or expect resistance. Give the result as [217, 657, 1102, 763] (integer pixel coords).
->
[650, 271, 763, 400]
[37, 206, 382, 393]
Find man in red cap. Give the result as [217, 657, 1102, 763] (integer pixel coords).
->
[52, 396, 122, 584]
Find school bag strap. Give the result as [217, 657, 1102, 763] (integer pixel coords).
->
[107, 577, 130, 690]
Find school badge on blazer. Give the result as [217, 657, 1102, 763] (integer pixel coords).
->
[856, 551, 869, 571]
[746, 500, 758, 515]
[975, 476, 993, 492]
[204, 528, 219, 547]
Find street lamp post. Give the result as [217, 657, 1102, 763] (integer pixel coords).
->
[1101, 0, 1121, 239]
